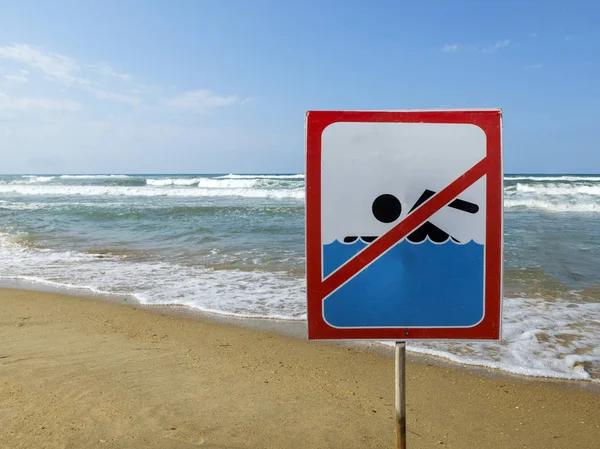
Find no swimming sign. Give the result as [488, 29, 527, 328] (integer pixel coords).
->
[305, 110, 503, 341]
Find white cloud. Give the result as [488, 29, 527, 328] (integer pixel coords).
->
[0, 44, 84, 85]
[0, 45, 132, 100]
[0, 44, 243, 112]
[0, 92, 81, 111]
[442, 40, 511, 54]
[0, 45, 131, 86]
[0, 43, 138, 106]
[0, 43, 254, 172]
[481, 39, 511, 54]
[4, 74, 29, 83]
[527, 63, 544, 70]
[442, 43, 460, 52]
[87, 63, 131, 81]
[89, 89, 141, 106]
[163, 89, 239, 112]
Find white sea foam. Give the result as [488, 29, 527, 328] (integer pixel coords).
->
[26, 176, 55, 183]
[0, 233, 307, 320]
[505, 175, 600, 182]
[146, 178, 202, 186]
[193, 178, 265, 189]
[197, 178, 301, 189]
[383, 297, 600, 382]
[5, 176, 57, 184]
[0, 232, 598, 382]
[0, 202, 51, 211]
[0, 184, 305, 199]
[515, 183, 600, 196]
[0, 200, 129, 211]
[197, 178, 260, 188]
[59, 174, 132, 179]
[194, 188, 304, 199]
[217, 173, 305, 179]
[503, 181, 600, 212]
[504, 199, 600, 212]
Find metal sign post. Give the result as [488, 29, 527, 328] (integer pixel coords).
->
[395, 342, 406, 449]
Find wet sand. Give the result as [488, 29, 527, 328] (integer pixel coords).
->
[1, 288, 599, 448]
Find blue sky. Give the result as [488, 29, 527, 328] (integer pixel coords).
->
[0, 0, 598, 174]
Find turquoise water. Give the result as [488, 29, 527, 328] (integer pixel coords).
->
[0, 173, 599, 381]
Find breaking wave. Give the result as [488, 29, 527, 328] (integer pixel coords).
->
[0, 184, 304, 199]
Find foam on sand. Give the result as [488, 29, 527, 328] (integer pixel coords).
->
[0, 230, 598, 382]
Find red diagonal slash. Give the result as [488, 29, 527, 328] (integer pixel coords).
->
[321, 157, 489, 298]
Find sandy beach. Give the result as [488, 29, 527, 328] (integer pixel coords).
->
[1, 288, 599, 449]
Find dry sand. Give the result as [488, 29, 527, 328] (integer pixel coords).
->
[1, 288, 599, 449]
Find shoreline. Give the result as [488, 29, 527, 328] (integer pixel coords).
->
[2, 279, 599, 392]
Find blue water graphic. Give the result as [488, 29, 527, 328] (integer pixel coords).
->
[322, 239, 485, 328]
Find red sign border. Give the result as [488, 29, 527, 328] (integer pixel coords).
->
[305, 110, 503, 340]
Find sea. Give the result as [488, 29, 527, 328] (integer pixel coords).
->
[0, 173, 599, 382]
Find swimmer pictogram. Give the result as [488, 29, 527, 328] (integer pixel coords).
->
[343, 189, 480, 244]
